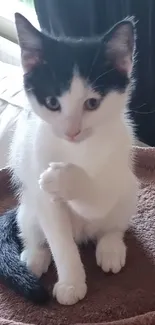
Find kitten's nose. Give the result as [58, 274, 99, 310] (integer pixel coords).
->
[64, 116, 81, 141]
[65, 130, 80, 141]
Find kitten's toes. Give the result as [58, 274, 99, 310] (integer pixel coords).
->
[53, 281, 87, 305]
[20, 246, 51, 278]
[39, 163, 67, 197]
[96, 234, 126, 274]
[39, 166, 57, 195]
[39, 162, 76, 200]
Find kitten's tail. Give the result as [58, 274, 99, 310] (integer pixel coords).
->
[0, 209, 49, 304]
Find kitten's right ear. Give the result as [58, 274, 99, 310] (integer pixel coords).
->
[15, 13, 43, 72]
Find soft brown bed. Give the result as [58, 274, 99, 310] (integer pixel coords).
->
[0, 146, 155, 325]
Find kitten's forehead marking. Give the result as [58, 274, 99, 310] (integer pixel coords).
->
[59, 74, 86, 116]
[59, 72, 101, 116]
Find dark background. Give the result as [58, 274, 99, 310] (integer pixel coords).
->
[34, 0, 155, 146]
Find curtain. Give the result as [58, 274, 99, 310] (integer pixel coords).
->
[34, 0, 155, 146]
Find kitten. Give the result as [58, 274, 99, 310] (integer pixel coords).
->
[8, 13, 137, 305]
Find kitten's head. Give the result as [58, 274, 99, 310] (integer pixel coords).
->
[15, 13, 136, 143]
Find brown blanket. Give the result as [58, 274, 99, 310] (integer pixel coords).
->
[1, 146, 155, 325]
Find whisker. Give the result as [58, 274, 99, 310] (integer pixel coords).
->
[131, 103, 155, 114]
[90, 68, 115, 89]
[86, 46, 102, 83]
[91, 84, 104, 91]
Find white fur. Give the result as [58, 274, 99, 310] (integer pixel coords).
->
[9, 75, 137, 305]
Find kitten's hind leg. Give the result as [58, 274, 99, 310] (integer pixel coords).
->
[96, 185, 137, 274]
[20, 245, 51, 278]
[96, 232, 126, 274]
[17, 195, 51, 278]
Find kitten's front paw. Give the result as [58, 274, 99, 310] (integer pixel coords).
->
[53, 281, 87, 305]
[96, 234, 126, 274]
[39, 162, 78, 201]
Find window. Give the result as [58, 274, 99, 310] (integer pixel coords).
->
[0, 0, 39, 43]
[19, 0, 34, 6]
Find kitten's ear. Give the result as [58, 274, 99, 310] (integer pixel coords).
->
[15, 13, 43, 72]
[105, 18, 136, 74]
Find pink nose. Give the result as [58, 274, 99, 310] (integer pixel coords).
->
[65, 130, 80, 140]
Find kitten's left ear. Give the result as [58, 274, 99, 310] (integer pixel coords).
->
[105, 18, 136, 75]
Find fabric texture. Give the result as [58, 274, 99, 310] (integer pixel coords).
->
[0, 37, 20, 66]
[0, 62, 29, 169]
[0, 146, 155, 324]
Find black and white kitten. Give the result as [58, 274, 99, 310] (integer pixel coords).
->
[4, 13, 137, 304]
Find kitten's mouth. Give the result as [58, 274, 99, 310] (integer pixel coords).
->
[65, 128, 91, 143]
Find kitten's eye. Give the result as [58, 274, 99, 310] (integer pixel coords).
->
[84, 98, 101, 111]
[45, 96, 60, 111]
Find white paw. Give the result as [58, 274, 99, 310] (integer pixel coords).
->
[96, 235, 126, 274]
[53, 281, 87, 305]
[39, 162, 77, 201]
[20, 246, 51, 278]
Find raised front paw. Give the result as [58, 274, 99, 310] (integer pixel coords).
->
[39, 162, 78, 201]
[53, 280, 87, 305]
